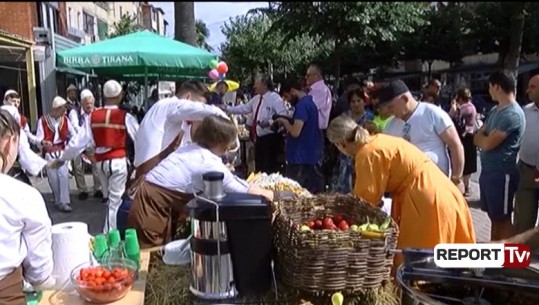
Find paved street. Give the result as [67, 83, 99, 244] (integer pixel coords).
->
[35, 158, 491, 241]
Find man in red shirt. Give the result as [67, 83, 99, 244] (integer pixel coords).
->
[36, 96, 77, 212]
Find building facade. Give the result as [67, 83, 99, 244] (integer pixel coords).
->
[141, 2, 167, 36]
[65, 2, 142, 44]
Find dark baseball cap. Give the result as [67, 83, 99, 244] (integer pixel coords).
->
[371, 80, 410, 105]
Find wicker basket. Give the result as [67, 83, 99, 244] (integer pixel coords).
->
[273, 194, 399, 295]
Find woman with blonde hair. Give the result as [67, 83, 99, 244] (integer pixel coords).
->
[326, 115, 476, 269]
[128, 115, 284, 248]
[0, 110, 54, 305]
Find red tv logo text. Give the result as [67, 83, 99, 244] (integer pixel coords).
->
[434, 243, 531, 269]
[503, 244, 531, 268]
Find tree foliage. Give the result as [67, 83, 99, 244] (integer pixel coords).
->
[219, 13, 330, 84]
[252, 2, 428, 86]
[108, 13, 141, 39]
[196, 20, 212, 51]
[399, 3, 474, 66]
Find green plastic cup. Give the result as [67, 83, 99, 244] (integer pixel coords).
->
[124, 233, 140, 256]
[108, 229, 121, 248]
[125, 228, 137, 239]
[93, 234, 108, 259]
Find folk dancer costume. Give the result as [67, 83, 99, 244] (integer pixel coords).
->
[68, 89, 102, 200]
[36, 97, 77, 212]
[0, 105, 47, 184]
[58, 80, 139, 233]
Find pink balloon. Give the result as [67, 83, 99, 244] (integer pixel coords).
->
[217, 61, 228, 74]
[208, 69, 219, 80]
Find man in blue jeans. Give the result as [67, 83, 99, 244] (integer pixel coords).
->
[474, 70, 525, 241]
[275, 79, 324, 194]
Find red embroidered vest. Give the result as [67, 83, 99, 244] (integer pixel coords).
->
[41, 115, 69, 153]
[90, 108, 128, 161]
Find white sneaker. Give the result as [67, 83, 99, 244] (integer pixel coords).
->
[58, 203, 73, 213]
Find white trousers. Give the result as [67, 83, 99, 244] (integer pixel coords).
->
[96, 157, 128, 233]
[44, 152, 70, 205]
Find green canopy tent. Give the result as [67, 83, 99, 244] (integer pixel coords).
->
[56, 30, 217, 80]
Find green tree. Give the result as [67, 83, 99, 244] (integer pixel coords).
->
[399, 3, 474, 78]
[108, 13, 141, 38]
[220, 13, 328, 84]
[195, 20, 212, 51]
[254, 2, 428, 88]
[468, 2, 536, 86]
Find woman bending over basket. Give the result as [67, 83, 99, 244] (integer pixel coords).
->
[326, 115, 476, 270]
[128, 115, 288, 249]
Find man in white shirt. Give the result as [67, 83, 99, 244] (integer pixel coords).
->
[68, 89, 102, 201]
[0, 105, 48, 184]
[3, 89, 41, 146]
[52, 80, 139, 233]
[380, 80, 464, 184]
[36, 97, 77, 212]
[305, 64, 332, 130]
[226, 74, 288, 174]
[133, 80, 227, 178]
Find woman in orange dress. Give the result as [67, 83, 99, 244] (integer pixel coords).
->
[326, 115, 476, 269]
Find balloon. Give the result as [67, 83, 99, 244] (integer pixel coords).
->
[209, 59, 219, 69]
[208, 69, 219, 80]
[216, 61, 228, 74]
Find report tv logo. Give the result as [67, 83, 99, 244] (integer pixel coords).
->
[434, 243, 531, 268]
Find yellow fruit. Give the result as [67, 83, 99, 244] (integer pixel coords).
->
[300, 225, 311, 232]
[358, 224, 369, 231]
[350, 225, 359, 231]
[362, 231, 385, 239]
[367, 224, 380, 232]
[331, 292, 344, 305]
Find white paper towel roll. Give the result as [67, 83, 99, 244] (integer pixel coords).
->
[51, 222, 91, 289]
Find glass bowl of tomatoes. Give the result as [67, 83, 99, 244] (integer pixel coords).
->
[71, 259, 137, 304]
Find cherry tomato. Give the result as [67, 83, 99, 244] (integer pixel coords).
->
[94, 269, 103, 278]
[102, 269, 111, 279]
[107, 276, 116, 284]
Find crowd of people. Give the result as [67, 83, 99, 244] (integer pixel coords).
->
[2, 62, 539, 304]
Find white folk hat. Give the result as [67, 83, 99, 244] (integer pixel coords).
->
[3, 89, 18, 99]
[103, 80, 122, 98]
[80, 89, 94, 101]
[52, 96, 67, 109]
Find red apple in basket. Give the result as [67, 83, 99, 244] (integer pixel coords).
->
[307, 220, 316, 229]
[338, 220, 350, 231]
[333, 215, 344, 224]
[314, 220, 323, 229]
[323, 217, 334, 229]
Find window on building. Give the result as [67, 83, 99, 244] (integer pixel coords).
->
[51, 7, 60, 34]
[77, 12, 81, 29]
[68, 8, 72, 27]
[97, 18, 108, 40]
[83, 12, 95, 35]
[95, 2, 108, 11]
[119, 6, 123, 17]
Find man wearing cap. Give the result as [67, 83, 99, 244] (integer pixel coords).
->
[134, 80, 227, 179]
[3, 89, 41, 146]
[379, 80, 465, 184]
[68, 89, 103, 201]
[36, 96, 77, 212]
[65, 84, 79, 114]
[53, 80, 139, 233]
[0, 104, 48, 185]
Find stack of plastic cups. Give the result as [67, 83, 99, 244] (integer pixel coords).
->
[124, 229, 141, 272]
[93, 234, 109, 262]
[106, 229, 125, 261]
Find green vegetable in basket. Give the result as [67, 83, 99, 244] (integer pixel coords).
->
[379, 217, 391, 231]
[358, 223, 369, 231]
[331, 292, 344, 305]
[367, 223, 380, 232]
